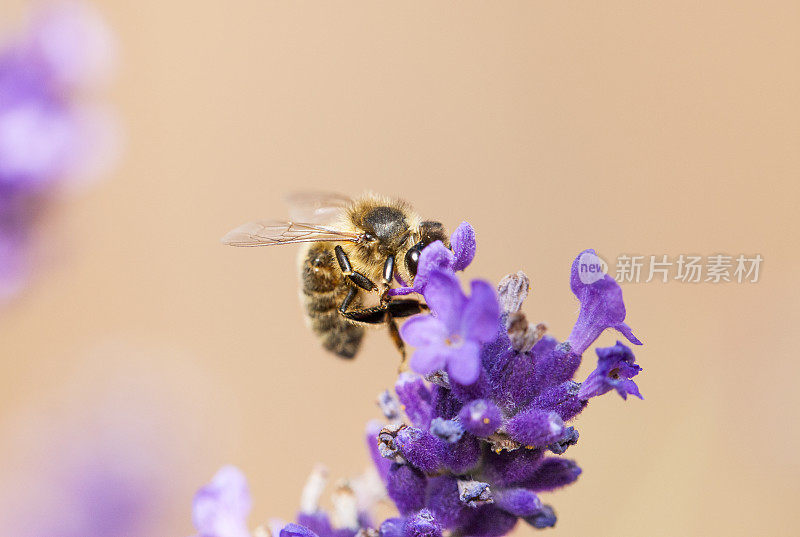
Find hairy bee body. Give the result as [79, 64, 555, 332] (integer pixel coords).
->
[299, 243, 364, 358]
[297, 196, 423, 358]
[224, 192, 449, 359]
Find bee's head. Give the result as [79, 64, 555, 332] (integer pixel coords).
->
[404, 221, 449, 279]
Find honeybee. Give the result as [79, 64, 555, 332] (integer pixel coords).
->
[222, 192, 449, 359]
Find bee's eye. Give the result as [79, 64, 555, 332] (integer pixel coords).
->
[405, 244, 422, 276]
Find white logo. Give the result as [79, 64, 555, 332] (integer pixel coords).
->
[578, 252, 608, 284]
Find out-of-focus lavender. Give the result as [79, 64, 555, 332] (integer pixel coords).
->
[192, 223, 645, 536]
[0, 0, 117, 302]
[1, 344, 230, 537]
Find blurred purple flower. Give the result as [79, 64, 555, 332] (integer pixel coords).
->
[193, 466, 252, 537]
[0, 346, 214, 537]
[0, 0, 117, 303]
[400, 270, 499, 385]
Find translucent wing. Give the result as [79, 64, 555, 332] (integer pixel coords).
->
[222, 220, 361, 247]
[283, 191, 352, 224]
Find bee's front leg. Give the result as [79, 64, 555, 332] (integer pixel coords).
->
[338, 286, 387, 324]
[334, 245, 377, 292]
[380, 254, 395, 307]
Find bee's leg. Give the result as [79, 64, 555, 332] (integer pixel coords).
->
[338, 286, 387, 324]
[338, 286, 358, 314]
[380, 255, 395, 307]
[340, 306, 388, 324]
[340, 297, 427, 323]
[334, 245, 377, 292]
[387, 298, 428, 318]
[386, 315, 408, 371]
[339, 294, 426, 367]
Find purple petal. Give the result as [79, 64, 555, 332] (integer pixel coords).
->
[413, 241, 455, 291]
[576, 367, 609, 400]
[425, 477, 474, 530]
[568, 249, 643, 355]
[386, 463, 427, 515]
[380, 518, 404, 537]
[482, 448, 544, 489]
[281, 523, 320, 537]
[524, 505, 557, 529]
[616, 379, 643, 400]
[533, 343, 582, 390]
[493, 488, 543, 517]
[423, 270, 466, 333]
[430, 384, 462, 420]
[192, 466, 251, 537]
[0, 100, 77, 184]
[505, 409, 565, 448]
[487, 347, 537, 411]
[445, 340, 481, 386]
[395, 427, 444, 474]
[441, 435, 482, 474]
[296, 513, 332, 537]
[395, 373, 434, 429]
[399, 315, 448, 347]
[460, 280, 500, 343]
[458, 399, 502, 437]
[409, 344, 449, 376]
[532, 382, 586, 422]
[523, 458, 582, 492]
[449, 222, 476, 272]
[456, 505, 518, 537]
[27, 1, 117, 91]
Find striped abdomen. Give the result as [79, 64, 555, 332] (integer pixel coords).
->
[299, 243, 364, 358]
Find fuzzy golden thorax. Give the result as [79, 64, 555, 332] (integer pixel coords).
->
[336, 195, 422, 285]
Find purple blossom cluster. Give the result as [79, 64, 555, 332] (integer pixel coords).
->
[192, 223, 644, 537]
[0, 1, 116, 300]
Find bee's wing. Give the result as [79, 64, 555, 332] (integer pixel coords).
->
[283, 191, 352, 224]
[222, 220, 361, 247]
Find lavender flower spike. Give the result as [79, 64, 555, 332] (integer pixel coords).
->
[400, 270, 500, 385]
[192, 231, 646, 537]
[192, 466, 252, 537]
[578, 341, 643, 400]
[567, 249, 642, 355]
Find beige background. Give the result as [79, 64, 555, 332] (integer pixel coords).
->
[1, 1, 799, 536]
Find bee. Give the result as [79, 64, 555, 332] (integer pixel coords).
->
[222, 192, 449, 359]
